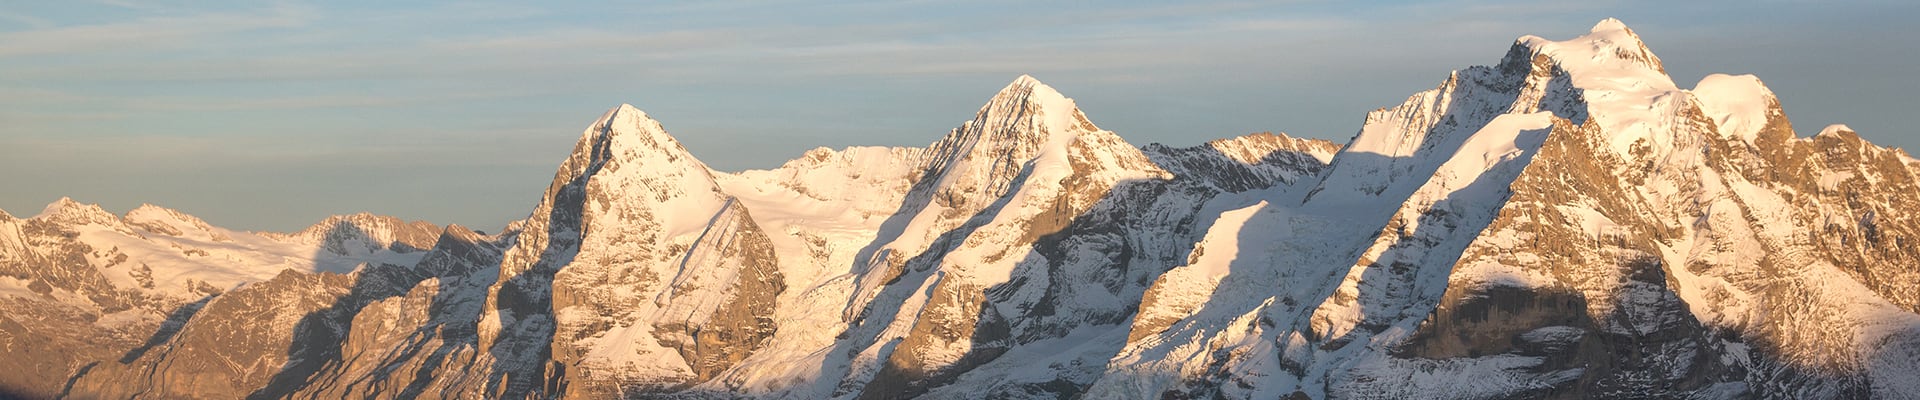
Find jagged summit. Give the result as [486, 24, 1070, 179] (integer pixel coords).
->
[38, 196, 86, 215]
[580, 104, 703, 166]
[971, 74, 1096, 138]
[544, 103, 720, 199]
[522, 102, 732, 243]
[282, 212, 442, 254]
[915, 75, 1117, 198]
[35, 197, 121, 226]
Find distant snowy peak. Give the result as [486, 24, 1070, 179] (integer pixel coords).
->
[273, 213, 443, 255]
[35, 197, 125, 227]
[124, 204, 232, 242]
[1201, 132, 1341, 166]
[1145, 132, 1341, 191]
[1817, 123, 1856, 138]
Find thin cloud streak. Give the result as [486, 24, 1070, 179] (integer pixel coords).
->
[0, 4, 313, 58]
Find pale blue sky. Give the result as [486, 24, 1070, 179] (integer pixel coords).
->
[3, 1, 1914, 232]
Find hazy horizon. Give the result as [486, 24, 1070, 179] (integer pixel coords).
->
[4, 1, 1915, 232]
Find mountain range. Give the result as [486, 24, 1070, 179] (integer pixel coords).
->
[3, 19, 1918, 399]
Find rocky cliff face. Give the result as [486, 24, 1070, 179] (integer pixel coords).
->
[0, 196, 443, 399]
[1085, 19, 1920, 399]
[5, 19, 1918, 400]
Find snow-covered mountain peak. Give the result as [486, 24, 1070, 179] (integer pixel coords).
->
[974, 74, 1091, 138]
[570, 104, 715, 180]
[587, 104, 695, 160]
[914, 75, 1132, 202]
[123, 203, 204, 226]
[552, 104, 729, 237]
[1690, 73, 1780, 143]
[124, 203, 181, 219]
[1589, 17, 1632, 34]
[278, 212, 441, 255]
[489, 101, 738, 288]
[1818, 123, 1856, 138]
[35, 197, 122, 226]
[1521, 18, 1664, 76]
[123, 203, 231, 242]
[1513, 19, 1689, 157]
[1008, 73, 1042, 86]
[436, 222, 487, 244]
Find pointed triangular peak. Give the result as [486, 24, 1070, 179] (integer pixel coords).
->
[435, 223, 488, 247]
[918, 75, 1121, 190]
[964, 74, 1101, 143]
[519, 103, 731, 248]
[579, 104, 708, 169]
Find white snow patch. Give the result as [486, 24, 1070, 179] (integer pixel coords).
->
[1690, 74, 1773, 143]
[1818, 124, 1855, 138]
[1820, 171, 1856, 190]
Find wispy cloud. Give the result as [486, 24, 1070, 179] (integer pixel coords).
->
[0, 3, 314, 58]
[123, 89, 543, 112]
[0, 11, 55, 29]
